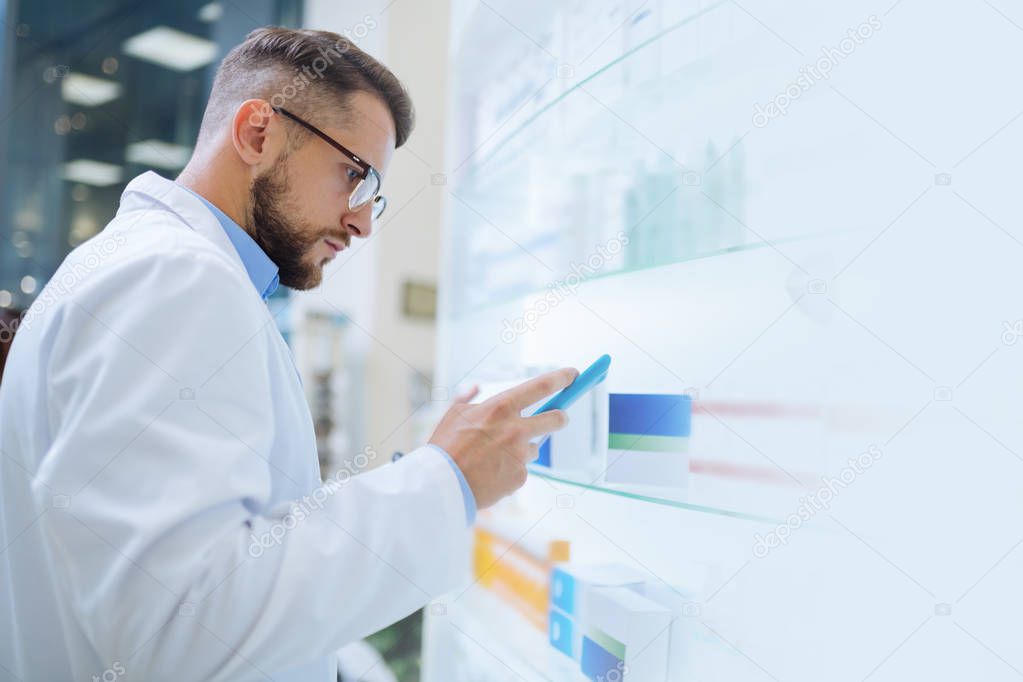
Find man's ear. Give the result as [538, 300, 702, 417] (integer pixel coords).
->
[232, 99, 281, 167]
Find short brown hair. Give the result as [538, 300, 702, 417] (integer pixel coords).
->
[198, 27, 414, 147]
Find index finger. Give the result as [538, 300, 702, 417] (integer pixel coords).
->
[495, 367, 579, 412]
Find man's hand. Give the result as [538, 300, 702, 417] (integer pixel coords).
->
[429, 367, 579, 509]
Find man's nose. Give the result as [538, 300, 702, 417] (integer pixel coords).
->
[344, 202, 373, 239]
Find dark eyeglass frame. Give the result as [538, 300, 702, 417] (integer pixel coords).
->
[272, 106, 386, 219]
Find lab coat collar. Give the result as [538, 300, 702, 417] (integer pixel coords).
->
[178, 184, 280, 300]
[118, 171, 250, 280]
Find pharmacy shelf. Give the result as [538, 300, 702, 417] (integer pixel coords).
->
[527, 465, 783, 525]
[445, 1, 747, 321]
[444, 0, 843, 318]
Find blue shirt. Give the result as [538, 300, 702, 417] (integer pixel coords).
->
[181, 184, 477, 525]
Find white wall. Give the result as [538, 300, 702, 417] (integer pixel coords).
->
[298, 0, 452, 461]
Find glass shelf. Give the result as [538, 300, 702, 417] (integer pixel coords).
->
[450, 229, 828, 320]
[527, 465, 784, 525]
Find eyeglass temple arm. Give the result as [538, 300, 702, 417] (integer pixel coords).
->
[271, 106, 371, 179]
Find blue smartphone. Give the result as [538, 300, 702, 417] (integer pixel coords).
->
[531, 354, 611, 416]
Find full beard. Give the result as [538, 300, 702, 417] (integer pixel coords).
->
[249, 162, 328, 291]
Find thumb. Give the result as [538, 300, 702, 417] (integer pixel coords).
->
[452, 384, 480, 405]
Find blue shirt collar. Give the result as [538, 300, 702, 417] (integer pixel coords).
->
[178, 184, 280, 300]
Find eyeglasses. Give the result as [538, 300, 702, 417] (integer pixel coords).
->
[272, 106, 387, 220]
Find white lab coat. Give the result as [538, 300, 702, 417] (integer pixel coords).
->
[0, 171, 471, 681]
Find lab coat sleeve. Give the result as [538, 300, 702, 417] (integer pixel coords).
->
[428, 444, 478, 524]
[37, 247, 471, 680]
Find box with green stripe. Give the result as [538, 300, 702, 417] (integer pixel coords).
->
[604, 393, 691, 488]
[580, 586, 672, 682]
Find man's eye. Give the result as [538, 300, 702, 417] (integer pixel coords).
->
[345, 168, 360, 183]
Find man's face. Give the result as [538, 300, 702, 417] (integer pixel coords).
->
[248, 92, 396, 290]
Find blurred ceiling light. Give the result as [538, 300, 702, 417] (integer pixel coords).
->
[198, 2, 223, 22]
[14, 210, 41, 232]
[71, 213, 99, 242]
[126, 139, 193, 170]
[102, 57, 119, 74]
[122, 26, 218, 72]
[71, 184, 90, 202]
[62, 160, 123, 187]
[61, 73, 122, 106]
[42, 66, 63, 83]
[0, 290, 11, 308]
[12, 233, 32, 259]
[20, 276, 37, 295]
[54, 115, 71, 135]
